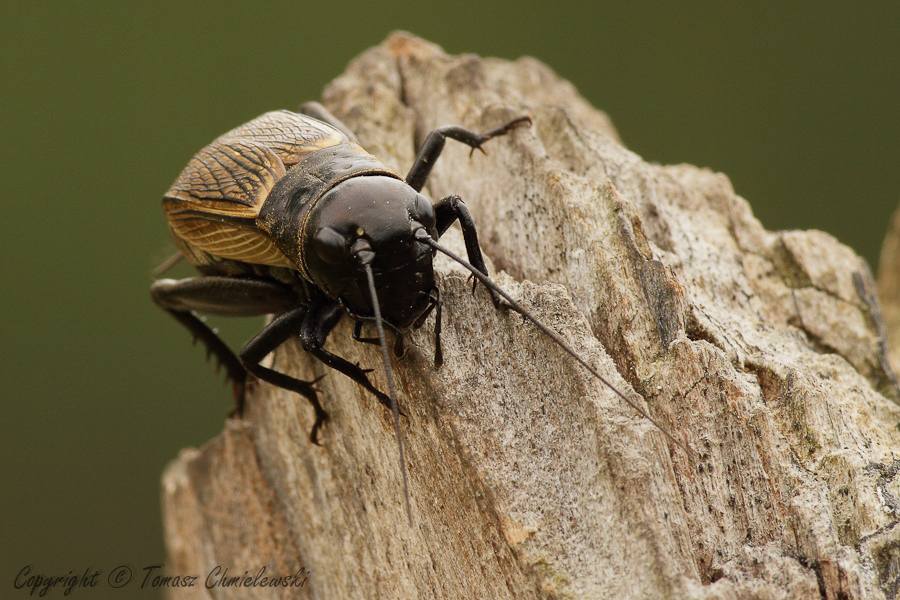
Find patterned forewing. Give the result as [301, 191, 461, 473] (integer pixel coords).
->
[217, 110, 347, 167]
[163, 111, 348, 268]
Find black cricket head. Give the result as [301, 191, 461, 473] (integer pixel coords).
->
[304, 176, 439, 328]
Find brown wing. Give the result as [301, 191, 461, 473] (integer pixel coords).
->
[163, 111, 348, 268]
[216, 110, 347, 167]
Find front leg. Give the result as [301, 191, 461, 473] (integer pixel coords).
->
[239, 306, 327, 444]
[405, 116, 531, 192]
[300, 300, 394, 411]
[433, 194, 501, 306]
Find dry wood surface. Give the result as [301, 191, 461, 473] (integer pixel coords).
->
[163, 32, 900, 600]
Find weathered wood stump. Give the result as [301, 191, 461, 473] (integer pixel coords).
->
[162, 32, 900, 599]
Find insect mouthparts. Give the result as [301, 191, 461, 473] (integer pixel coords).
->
[351, 238, 375, 265]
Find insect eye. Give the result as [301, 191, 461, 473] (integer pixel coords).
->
[313, 226, 348, 264]
[412, 195, 435, 229]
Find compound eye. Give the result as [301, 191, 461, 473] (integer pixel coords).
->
[313, 226, 348, 264]
[411, 194, 436, 229]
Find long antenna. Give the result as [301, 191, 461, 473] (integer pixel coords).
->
[417, 230, 689, 454]
[355, 247, 413, 525]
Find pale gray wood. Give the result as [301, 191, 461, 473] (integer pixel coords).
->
[163, 32, 900, 600]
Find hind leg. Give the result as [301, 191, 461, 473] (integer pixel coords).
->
[298, 101, 359, 143]
[151, 276, 311, 421]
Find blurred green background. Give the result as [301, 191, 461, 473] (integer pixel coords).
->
[2, 2, 898, 597]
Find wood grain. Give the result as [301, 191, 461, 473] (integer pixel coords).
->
[163, 32, 900, 600]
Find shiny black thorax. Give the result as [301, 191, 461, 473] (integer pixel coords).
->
[257, 143, 439, 329]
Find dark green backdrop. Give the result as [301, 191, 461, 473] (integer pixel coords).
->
[2, 2, 898, 598]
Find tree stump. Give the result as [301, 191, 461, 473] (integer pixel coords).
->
[162, 32, 900, 599]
